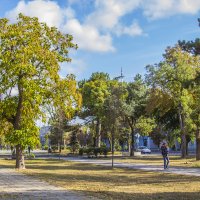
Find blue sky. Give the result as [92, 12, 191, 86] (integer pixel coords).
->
[1, 0, 200, 81]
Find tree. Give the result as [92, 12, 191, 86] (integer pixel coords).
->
[0, 14, 77, 169]
[47, 75, 81, 153]
[80, 72, 110, 147]
[146, 88, 180, 148]
[103, 81, 125, 168]
[178, 39, 200, 56]
[177, 20, 200, 160]
[190, 86, 200, 160]
[69, 131, 79, 154]
[146, 46, 199, 158]
[122, 74, 152, 156]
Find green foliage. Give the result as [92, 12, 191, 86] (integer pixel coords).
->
[79, 146, 109, 158]
[136, 117, 156, 136]
[0, 14, 77, 152]
[81, 72, 111, 118]
[145, 46, 200, 157]
[178, 38, 200, 56]
[25, 152, 35, 159]
[69, 131, 79, 153]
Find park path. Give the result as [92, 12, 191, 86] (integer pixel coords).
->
[62, 157, 200, 177]
[0, 168, 98, 200]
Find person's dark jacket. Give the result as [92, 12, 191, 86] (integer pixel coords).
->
[161, 145, 168, 157]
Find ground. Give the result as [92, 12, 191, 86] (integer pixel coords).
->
[114, 154, 200, 168]
[0, 157, 200, 200]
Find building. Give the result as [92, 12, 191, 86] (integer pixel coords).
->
[40, 126, 51, 147]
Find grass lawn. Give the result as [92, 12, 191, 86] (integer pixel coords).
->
[1, 158, 200, 200]
[114, 154, 200, 168]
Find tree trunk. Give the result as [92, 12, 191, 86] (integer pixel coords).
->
[186, 143, 188, 156]
[15, 144, 25, 169]
[111, 126, 115, 169]
[181, 129, 187, 158]
[14, 82, 25, 169]
[96, 118, 101, 147]
[186, 135, 191, 156]
[127, 117, 135, 157]
[130, 131, 135, 156]
[93, 137, 96, 147]
[196, 129, 200, 160]
[178, 106, 186, 158]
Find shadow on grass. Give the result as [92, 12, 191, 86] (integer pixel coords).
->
[0, 190, 86, 200]
[0, 190, 200, 200]
[24, 161, 200, 185]
[26, 160, 114, 171]
[92, 191, 200, 200]
[120, 156, 192, 161]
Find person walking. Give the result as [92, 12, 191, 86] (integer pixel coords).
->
[161, 142, 169, 169]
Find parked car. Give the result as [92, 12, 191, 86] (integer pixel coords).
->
[137, 146, 151, 154]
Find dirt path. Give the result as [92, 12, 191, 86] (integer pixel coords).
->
[0, 168, 98, 200]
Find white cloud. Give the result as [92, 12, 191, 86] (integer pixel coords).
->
[142, 0, 200, 19]
[63, 19, 114, 52]
[6, 0, 115, 52]
[6, 0, 63, 27]
[86, 0, 141, 30]
[115, 21, 144, 37]
[5, 0, 200, 53]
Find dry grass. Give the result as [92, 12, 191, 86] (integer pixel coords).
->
[1, 158, 200, 200]
[114, 154, 200, 168]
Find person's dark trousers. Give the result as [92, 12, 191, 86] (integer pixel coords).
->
[163, 156, 169, 169]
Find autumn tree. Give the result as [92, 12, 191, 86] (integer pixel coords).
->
[47, 75, 81, 153]
[0, 14, 77, 169]
[146, 46, 200, 158]
[146, 88, 180, 148]
[177, 20, 200, 160]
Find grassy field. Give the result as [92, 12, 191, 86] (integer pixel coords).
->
[114, 154, 200, 168]
[1, 158, 200, 200]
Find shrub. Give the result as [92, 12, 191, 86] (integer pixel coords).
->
[51, 145, 58, 152]
[43, 145, 48, 150]
[79, 147, 84, 156]
[86, 147, 94, 158]
[78, 146, 110, 158]
[25, 153, 35, 159]
[100, 146, 109, 157]
[94, 147, 100, 157]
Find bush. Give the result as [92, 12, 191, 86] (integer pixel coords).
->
[94, 147, 100, 157]
[100, 146, 109, 157]
[25, 153, 35, 159]
[51, 145, 58, 152]
[78, 146, 110, 158]
[86, 147, 94, 158]
[43, 145, 48, 150]
[114, 142, 122, 151]
[79, 147, 84, 156]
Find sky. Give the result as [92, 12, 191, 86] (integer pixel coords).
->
[0, 0, 200, 81]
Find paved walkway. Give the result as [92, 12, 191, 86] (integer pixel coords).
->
[62, 157, 200, 177]
[0, 168, 98, 200]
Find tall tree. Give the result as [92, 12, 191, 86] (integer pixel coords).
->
[122, 74, 151, 156]
[103, 81, 125, 168]
[146, 88, 180, 148]
[177, 19, 200, 160]
[80, 72, 110, 147]
[146, 46, 199, 158]
[0, 14, 77, 169]
[47, 75, 81, 153]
